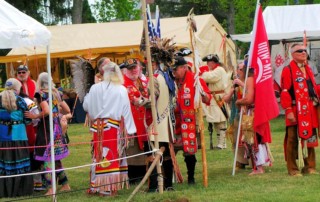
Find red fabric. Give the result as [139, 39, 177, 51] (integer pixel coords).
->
[18, 77, 36, 99]
[280, 62, 319, 146]
[92, 127, 122, 176]
[26, 124, 36, 152]
[249, 5, 279, 143]
[123, 75, 149, 150]
[175, 71, 211, 154]
[199, 65, 209, 76]
[280, 62, 319, 129]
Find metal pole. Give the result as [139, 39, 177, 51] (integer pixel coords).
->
[47, 45, 57, 202]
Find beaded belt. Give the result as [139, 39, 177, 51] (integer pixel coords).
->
[0, 120, 23, 125]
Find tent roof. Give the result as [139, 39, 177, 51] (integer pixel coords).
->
[1, 14, 235, 62]
[0, 0, 51, 48]
[231, 4, 320, 42]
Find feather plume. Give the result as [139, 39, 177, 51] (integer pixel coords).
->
[187, 8, 197, 32]
[187, 8, 203, 107]
[69, 56, 95, 103]
[150, 37, 177, 68]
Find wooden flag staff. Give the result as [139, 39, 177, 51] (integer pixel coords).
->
[127, 1, 164, 201]
[187, 8, 208, 187]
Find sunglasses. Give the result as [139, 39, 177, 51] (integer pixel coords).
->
[18, 71, 26, 75]
[294, 49, 307, 53]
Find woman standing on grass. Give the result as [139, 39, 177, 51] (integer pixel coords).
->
[0, 78, 33, 197]
[224, 62, 272, 175]
[25, 72, 71, 195]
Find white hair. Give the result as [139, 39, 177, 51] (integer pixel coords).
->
[36, 72, 55, 91]
[103, 62, 124, 85]
[36, 72, 60, 102]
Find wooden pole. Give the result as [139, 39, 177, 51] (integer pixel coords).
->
[188, 8, 208, 187]
[126, 147, 165, 202]
[141, 0, 163, 193]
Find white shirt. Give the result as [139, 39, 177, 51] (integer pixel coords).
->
[83, 81, 136, 134]
[23, 97, 40, 126]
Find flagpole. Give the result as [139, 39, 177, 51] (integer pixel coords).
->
[232, 1, 260, 176]
[187, 8, 208, 187]
[141, 0, 164, 194]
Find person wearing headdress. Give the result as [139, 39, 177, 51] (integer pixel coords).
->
[172, 56, 212, 184]
[83, 60, 136, 196]
[145, 39, 177, 192]
[122, 58, 150, 185]
[201, 54, 229, 150]
[0, 78, 33, 198]
[16, 65, 36, 99]
[25, 72, 71, 195]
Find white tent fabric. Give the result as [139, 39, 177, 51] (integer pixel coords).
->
[231, 4, 320, 42]
[0, 0, 51, 48]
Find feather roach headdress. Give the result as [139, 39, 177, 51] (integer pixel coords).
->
[150, 37, 177, 68]
[69, 56, 95, 103]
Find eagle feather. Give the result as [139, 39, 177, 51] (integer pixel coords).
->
[69, 56, 95, 103]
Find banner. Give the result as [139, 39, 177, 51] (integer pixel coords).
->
[248, 4, 279, 143]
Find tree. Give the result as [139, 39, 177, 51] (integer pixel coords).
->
[5, 0, 44, 23]
[92, 0, 141, 22]
[82, 0, 96, 23]
[72, 0, 83, 24]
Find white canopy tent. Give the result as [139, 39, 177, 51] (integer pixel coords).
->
[0, 0, 51, 48]
[0, 0, 57, 198]
[231, 4, 320, 42]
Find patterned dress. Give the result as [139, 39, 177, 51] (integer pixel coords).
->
[34, 90, 69, 186]
[0, 94, 33, 197]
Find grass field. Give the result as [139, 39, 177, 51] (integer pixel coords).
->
[6, 115, 320, 202]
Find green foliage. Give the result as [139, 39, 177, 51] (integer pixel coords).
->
[92, 0, 141, 22]
[5, 0, 44, 23]
[82, 0, 96, 23]
[46, 0, 72, 25]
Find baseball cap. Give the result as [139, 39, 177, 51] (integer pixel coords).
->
[17, 65, 28, 72]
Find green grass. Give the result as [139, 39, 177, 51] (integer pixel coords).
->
[6, 115, 320, 202]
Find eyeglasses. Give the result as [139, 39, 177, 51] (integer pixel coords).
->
[294, 49, 307, 53]
[18, 71, 26, 75]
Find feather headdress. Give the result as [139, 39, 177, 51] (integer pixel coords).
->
[150, 37, 177, 69]
[69, 56, 95, 103]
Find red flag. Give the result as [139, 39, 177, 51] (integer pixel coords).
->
[248, 4, 279, 143]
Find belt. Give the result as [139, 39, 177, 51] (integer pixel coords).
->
[0, 120, 23, 126]
[92, 118, 120, 129]
[291, 100, 318, 106]
[211, 90, 225, 94]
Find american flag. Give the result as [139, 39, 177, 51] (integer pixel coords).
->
[147, 4, 155, 39]
[155, 5, 161, 38]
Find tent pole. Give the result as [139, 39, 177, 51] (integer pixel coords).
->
[47, 45, 57, 202]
